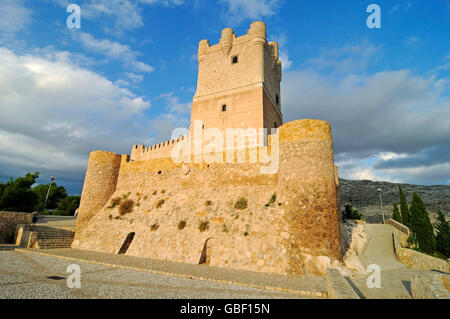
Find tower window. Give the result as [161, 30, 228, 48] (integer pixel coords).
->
[274, 122, 278, 128]
[275, 94, 279, 105]
[232, 56, 238, 64]
[222, 104, 227, 112]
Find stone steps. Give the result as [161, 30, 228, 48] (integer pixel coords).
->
[31, 226, 74, 249]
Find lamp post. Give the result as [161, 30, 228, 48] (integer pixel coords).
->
[43, 176, 55, 213]
[377, 188, 385, 224]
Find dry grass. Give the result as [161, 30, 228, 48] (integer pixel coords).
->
[205, 200, 212, 206]
[199, 220, 209, 232]
[155, 199, 165, 208]
[150, 223, 159, 231]
[234, 197, 248, 210]
[178, 220, 187, 230]
[119, 199, 134, 215]
[108, 197, 121, 209]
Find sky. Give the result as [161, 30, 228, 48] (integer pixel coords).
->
[0, 0, 449, 194]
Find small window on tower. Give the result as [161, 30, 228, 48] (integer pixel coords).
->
[276, 94, 279, 105]
[232, 56, 238, 64]
[222, 104, 227, 112]
[274, 122, 278, 128]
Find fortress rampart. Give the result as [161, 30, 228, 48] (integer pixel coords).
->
[73, 119, 342, 276]
[74, 22, 342, 276]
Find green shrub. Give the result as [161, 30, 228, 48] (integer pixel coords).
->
[243, 231, 249, 237]
[234, 197, 248, 210]
[205, 200, 212, 206]
[54, 196, 80, 216]
[119, 199, 134, 216]
[342, 204, 363, 220]
[150, 223, 159, 231]
[152, 190, 157, 195]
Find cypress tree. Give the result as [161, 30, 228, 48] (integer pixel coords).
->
[409, 192, 435, 254]
[392, 202, 402, 223]
[435, 210, 450, 258]
[398, 185, 410, 226]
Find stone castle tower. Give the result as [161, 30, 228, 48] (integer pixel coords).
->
[73, 22, 342, 277]
[191, 21, 282, 133]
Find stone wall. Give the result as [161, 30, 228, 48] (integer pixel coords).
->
[73, 119, 342, 276]
[75, 151, 122, 235]
[0, 211, 35, 244]
[386, 218, 410, 236]
[393, 232, 449, 272]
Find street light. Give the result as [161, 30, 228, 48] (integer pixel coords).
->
[43, 176, 55, 213]
[377, 188, 385, 224]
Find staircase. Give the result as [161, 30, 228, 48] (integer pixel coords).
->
[31, 226, 74, 249]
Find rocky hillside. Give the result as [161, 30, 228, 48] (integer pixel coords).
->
[339, 179, 450, 224]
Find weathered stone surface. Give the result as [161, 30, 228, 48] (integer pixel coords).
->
[0, 212, 35, 244]
[410, 272, 450, 299]
[393, 232, 450, 273]
[326, 268, 359, 299]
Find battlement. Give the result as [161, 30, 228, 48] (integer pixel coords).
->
[130, 134, 189, 161]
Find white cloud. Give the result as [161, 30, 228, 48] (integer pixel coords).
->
[220, 0, 282, 24]
[76, 32, 154, 73]
[54, 0, 185, 33]
[0, 0, 31, 33]
[283, 42, 450, 185]
[0, 46, 153, 182]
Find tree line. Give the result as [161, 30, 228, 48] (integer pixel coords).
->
[391, 185, 449, 258]
[0, 172, 80, 216]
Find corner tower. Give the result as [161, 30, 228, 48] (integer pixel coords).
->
[191, 21, 282, 133]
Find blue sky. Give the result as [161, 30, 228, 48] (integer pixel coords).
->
[0, 0, 449, 194]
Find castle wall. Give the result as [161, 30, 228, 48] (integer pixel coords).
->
[73, 119, 341, 276]
[191, 85, 264, 133]
[278, 120, 342, 274]
[74, 151, 122, 236]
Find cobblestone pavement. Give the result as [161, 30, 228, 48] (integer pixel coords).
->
[0, 250, 323, 299]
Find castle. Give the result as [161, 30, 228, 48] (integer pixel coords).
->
[73, 22, 342, 276]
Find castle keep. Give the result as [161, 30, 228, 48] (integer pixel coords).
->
[73, 22, 342, 276]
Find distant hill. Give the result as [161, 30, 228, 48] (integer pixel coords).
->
[339, 179, 450, 224]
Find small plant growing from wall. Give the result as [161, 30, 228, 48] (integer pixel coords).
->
[143, 195, 148, 200]
[150, 223, 159, 231]
[152, 190, 157, 195]
[205, 200, 212, 206]
[119, 199, 134, 216]
[268, 193, 277, 205]
[178, 220, 187, 230]
[234, 197, 248, 210]
[108, 214, 112, 220]
[222, 224, 229, 233]
[199, 220, 209, 232]
[243, 231, 249, 237]
[155, 199, 165, 208]
[108, 197, 121, 209]
[161, 190, 166, 194]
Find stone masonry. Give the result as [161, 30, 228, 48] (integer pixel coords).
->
[73, 22, 342, 276]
